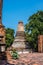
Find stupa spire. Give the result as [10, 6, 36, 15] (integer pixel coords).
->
[12, 21, 29, 52]
[17, 21, 24, 32]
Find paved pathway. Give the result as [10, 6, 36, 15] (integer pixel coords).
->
[0, 53, 43, 65]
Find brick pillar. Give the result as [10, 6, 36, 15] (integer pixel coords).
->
[0, 24, 6, 52]
[38, 35, 43, 53]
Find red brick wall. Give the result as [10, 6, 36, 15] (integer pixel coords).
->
[38, 35, 43, 52]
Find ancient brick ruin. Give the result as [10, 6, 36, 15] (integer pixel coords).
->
[38, 35, 43, 53]
[0, 0, 6, 53]
[12, 21, 29, 52]
[0, 0, 6, 60]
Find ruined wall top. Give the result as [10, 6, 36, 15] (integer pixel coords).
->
[0, 0, 3, 24]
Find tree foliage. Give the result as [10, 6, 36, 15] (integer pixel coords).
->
[5, 28, 15, 48]
[25, 11, 43, 51]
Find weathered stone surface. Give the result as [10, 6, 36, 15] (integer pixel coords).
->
[0, 1, 6, 60]
[38, 35, 43, 52]
[0, 0, 2, 24]
[1, 52, 43, 65]
[12, 21, 28, 51]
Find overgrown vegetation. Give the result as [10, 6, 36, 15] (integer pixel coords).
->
[11, 49, 19, 59]
[5, 28, 14, 48]
[25, 11, 43, 51]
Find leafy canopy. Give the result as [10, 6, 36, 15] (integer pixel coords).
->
[5, 28, 15, 48]
[25, 11, 43, 51]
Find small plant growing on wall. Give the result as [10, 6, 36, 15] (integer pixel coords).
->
[11, 49, 19, 60]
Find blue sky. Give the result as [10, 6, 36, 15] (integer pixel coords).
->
[2, 0, 43, 32]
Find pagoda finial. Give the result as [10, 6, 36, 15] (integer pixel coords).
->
[17, 21, 24, 32]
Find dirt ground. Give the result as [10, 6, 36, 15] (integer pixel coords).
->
[0, 51, 43, 65]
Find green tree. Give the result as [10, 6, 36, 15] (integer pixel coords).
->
[25, 11, 43, 51]
[5, 28, 15, 48]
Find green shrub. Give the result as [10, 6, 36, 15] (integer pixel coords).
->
[11, 49, 19, 59]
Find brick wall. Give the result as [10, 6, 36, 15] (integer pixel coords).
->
[38, 35, 43, 52]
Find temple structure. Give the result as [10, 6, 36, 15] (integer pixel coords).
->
[12, 21, 28, 52]
[0, 0, 6, 52]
